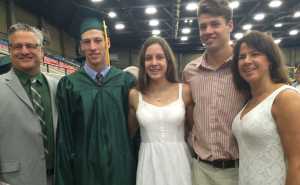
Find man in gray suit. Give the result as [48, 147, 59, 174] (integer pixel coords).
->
[0, 23, 58, 185]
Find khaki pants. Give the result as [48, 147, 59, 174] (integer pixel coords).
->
[192, 158, 238, 185]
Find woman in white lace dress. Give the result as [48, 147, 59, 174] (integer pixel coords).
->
[128, 36, 194, 185]
[231, 31, 300, 185]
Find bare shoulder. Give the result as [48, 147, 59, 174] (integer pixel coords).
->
[129, 88, 140, 102]
[129, 88, 139, 97]
[182, 83, 191, 94]
[129, 88, 140, 109]
[273, 88, 300, 116]
[274, 88, 300, 106]
[181, 83, 193, 106]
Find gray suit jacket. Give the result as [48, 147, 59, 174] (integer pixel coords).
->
[0, 70, 58, 185]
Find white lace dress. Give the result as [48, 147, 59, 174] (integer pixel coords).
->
[232, 85, 298, 185]
[135, 84, 192, 185]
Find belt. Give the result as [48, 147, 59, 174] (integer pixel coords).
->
[198, 158, 239, 169]
[193, 153, 238, 169]
[47, 168, 54, 176]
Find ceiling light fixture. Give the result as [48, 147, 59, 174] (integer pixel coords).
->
[229, 1, 240, 9]
[186, 2, 198, 11]
[91, 0, 103, 2]
[182, 28, 191, 34]
[145, 6, 157, 15]
[149, 19, 159, 26]
[234, 32, 244, 40]
[274, 38, 282, 44]
[152, 29, 161, 35]
[242, 24, 252, 30]
[181, 36, 188, 41]
[254, 13, 265, 21]
[268, 0, 282, 8]
[289, 29, 299, 36]
[293, 11, 300, 18]
[274, 23, 283, 28]
[115, 23, 125, 30]
[108, 11, 117, 18]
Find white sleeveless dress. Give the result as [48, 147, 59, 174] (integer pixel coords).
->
[136, 83, 192, 185]
[232, 85, 299, 185]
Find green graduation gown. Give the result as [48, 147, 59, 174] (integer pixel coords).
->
[0, 56, 11, 75]
[55, 67, 136, 185]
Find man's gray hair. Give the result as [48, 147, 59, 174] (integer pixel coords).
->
[8, 23, 44, 47]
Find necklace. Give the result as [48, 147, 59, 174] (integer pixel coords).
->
[155, 97, 162, 102]
[146, 82, 173, 102]
[147, 94, 163, 102]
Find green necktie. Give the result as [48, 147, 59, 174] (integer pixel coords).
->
[31, 78, 48, 155]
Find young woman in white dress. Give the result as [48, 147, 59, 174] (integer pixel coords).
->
[231, 31, 300, 185]
[128, 36, 194, 185]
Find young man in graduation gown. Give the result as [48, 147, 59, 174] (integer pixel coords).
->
[55, 18, 136, 185]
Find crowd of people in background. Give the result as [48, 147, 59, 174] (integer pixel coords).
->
[0, 0, 300, 185]
[292, 65, 300, 90]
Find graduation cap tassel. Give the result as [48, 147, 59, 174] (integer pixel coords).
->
[103, 20, 110, 66]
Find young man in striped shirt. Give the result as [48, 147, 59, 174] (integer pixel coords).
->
[183, 0, 246, 185]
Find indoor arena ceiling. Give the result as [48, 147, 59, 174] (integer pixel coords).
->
[15, 0, 300, 52]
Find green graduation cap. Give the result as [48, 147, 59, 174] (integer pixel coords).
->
[80, 17, 104, 35]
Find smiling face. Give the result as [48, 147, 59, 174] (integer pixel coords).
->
[9, 31, 43, 75]
[144, 43, 168, 81]
[80, 29, 110, 71]
[238, 43, 271, 85]
[198, 14, 233, 52]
